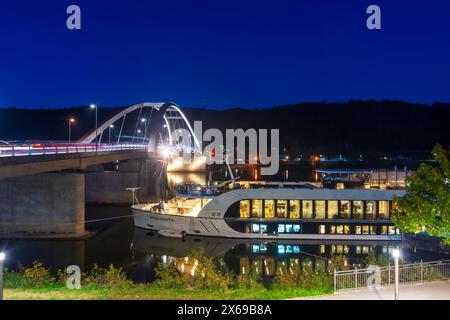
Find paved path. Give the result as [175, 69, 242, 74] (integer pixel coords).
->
[296, 280, 450, 300]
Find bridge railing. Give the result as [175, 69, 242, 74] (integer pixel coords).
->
[334, 259, 450, 293]
[0, 143, 147, 158]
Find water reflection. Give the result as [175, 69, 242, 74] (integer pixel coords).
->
[130, 228, 446, 283]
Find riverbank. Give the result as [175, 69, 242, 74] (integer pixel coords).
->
[4, 286, 330, 300]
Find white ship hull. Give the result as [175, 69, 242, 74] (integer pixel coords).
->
[132, 206, 402, 241]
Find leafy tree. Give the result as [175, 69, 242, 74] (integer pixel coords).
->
[392, 144, 450, 245]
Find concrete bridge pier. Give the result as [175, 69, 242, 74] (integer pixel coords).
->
[85, 159, 164, 204]
[0, 172, 85, 238]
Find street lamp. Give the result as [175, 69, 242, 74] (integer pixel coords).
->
[68, 118, 75, 144]
[109, 125, 114, 144]
[392, 248, 401, 300]
[90, 104, 98, 150]
[0, 251, 5, 300]
[141, 118, 146, 123]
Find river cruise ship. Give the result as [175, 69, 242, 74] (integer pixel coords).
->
[132, 188, 405, 240]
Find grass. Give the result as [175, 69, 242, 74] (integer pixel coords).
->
[3, 253, 336, 300]
[4, 285, 332, 300]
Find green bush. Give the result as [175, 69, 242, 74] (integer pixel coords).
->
[19, 261, 55, 287]
[83, 264, 133, 288]
[272, 263, 333, 290]
[153, 248, 231, 290]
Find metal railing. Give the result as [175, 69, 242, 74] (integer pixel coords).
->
[0, 143, 147, 158]
[334, 259, 450, 292]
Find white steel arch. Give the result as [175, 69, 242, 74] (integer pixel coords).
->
[77, 102, 201, 153]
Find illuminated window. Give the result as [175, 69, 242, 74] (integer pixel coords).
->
[330, 225, 337, 234]
[328, 201, 338, 219]
[388, 226, 399, 235]
[379, 201, 389, 219]
[337, 225, 344, 234]
[293, 246, 301, 253]
[302, 200, 313, 219]
[344, 225, 350, 234]
[278, 245, 285, 254]
[366, 201, 376, 219]
[251, 200, 263, 218]
[260, 224, 268, 233]
[252, 224, 260, 233]
[278, 224, 285, 233]
[381, 226, 388, 235]
[340, 201, 350, 218]
[277, 200, 287, 219]
[370, 226, 377, 234]
[285, 245, 293, 254]
[285, 224, 293, 233]
[264, 200, 275, 219]
[319, 225, 326, 234]
[353, 201, 363, 219]
[315, 200, 326, 219]
[362, 225, 369, 235]
[289, 200, 300, 219]
[355, 226, 362, 234]
[240, 200, 250, 218]
[293, 224, 301, 233]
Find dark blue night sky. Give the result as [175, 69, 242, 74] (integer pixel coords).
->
[0, 0, 449, 109]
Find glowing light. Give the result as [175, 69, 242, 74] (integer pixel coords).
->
[162, 147, 171, 158]
[0, 252, 5, 261]
[90, 104, 96, 109]
[392, 248, 401, 259]
[69, 118, 75, 123]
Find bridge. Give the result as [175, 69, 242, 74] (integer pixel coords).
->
[0, 102, 204, 238]
[0, 102, 202, 179]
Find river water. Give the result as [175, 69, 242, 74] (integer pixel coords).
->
[1, 165, 448, 283]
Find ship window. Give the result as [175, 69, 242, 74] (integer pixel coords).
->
[353, 201, 363, 219]
[293, 224, 301, 233]
[328, 201, 338, 219]
[388, 226, 399, 235]
[340, 201, 350, 218]
[285, 245, 293, 254]
[379, 201, 389, 219]
[337, 225, 344, 234]
[315, 200, 326, 219]
[355, 226, 362, 234]
[381, 226, 388, 235]
[277, 200, 287, 219]
[252, 224, 260, 233]
[289, 200, 300, 219]
[264, 200, 275, 219]
[362, 225, 369, 235]
[293, 246, 301, 253]
[319, 225, 326, 234]
[370, 226, 377, 235]
[278, 224, 285, 233]
[330, 225, 337, 234]
[278, 245, 285, 254]
[366, 201, 376, 219]
[260, 224, 268, 233]
[344, 225, 350, 234]
[285, 224, 293, 233]
[251, 200, 263, 218]
[302, 200, 313, 219]
[240, 200, 250, 218]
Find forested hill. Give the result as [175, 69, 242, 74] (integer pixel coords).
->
[0, 100, 448, 155]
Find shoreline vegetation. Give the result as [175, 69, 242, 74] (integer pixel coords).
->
[3, 249, 341, 300]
